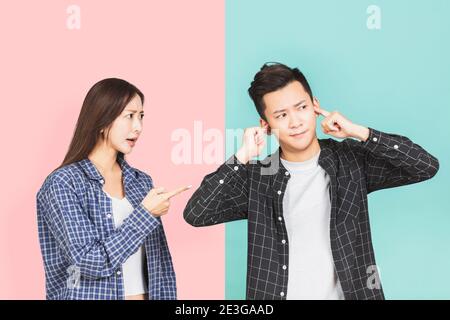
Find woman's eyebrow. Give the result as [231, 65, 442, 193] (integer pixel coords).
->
[124, 109, 144, 113]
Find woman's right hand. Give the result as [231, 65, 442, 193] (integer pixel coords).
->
[141, 185, 191, 217]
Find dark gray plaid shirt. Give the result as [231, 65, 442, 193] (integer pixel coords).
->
[183, 128, 439, 300]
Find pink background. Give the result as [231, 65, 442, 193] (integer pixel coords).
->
[0, 0, 224, 299]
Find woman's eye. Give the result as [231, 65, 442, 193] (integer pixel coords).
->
[126, 114, 133, 119]
[140, 114, 144, 119]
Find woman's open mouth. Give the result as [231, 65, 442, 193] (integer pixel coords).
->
[126, 138, 137, 147]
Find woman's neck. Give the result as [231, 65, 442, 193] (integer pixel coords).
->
[88, 141, 119, 176]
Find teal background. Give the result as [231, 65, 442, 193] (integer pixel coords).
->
[225, 0, 450, 299]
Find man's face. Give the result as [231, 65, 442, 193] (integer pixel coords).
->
[261, 80, 319, 154]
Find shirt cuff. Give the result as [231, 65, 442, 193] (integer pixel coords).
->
[127, 203, 161, 236]
[361, 127, 405, 154]
[222, 154, 248, 178]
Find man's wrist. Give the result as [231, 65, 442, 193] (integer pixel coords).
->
[350, 124, 370, 142]
[235, 148, 250, 164]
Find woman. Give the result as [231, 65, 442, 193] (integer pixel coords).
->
[37, 78, 190, 300]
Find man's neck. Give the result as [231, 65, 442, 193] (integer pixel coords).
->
[280, 138, 321, 162]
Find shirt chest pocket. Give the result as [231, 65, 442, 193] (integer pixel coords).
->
[336, 179, 361, 224]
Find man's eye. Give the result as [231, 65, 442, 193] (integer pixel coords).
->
[276, 113, 287, 119]
[298, 105, 307, 110]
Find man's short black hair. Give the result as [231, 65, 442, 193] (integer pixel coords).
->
[248, 62, 313, 120]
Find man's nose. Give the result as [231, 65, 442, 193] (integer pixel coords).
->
[289, 113, 303, 128]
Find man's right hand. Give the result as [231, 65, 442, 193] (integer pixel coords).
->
[141, 185, 191, 217]
[235, 127, 266, 164]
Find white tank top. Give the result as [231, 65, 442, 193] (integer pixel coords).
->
[104, 191, 148, 297]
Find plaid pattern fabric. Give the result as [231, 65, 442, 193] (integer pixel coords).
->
[184, 128, 439, 300]
[37, 156, 176, 300]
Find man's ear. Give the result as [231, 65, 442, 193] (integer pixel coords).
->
[260, 118, 271, 135]
[313, 97, 320, 117]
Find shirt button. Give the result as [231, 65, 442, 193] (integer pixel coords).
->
[394, 144, 399, 149]
[282, 239, 286, 244]
[234, 166, 239, 171]
[285, 171, 289, 176]
[373, 137, 378, 142]
[106, 213, 112, 219]
[282, 265, 287, 270]
[277, 190, 282, 195]
[278, 216, 282, 221]
[280, 292, 285, 297]
[116, 270, 121, 276]
[219, 179, 224, 184]
[100, 179, 105, 184]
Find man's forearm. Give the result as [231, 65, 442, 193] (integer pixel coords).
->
[349, 124, 370, 142]
[235, 147, 250, 164]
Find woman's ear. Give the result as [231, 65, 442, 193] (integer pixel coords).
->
[100, 128, 108, 140]
[260, 118, 271, 135]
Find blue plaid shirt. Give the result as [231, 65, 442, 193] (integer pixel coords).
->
[37, 156, 176, 300]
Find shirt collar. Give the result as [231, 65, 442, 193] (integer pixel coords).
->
[78, 155, 138, 183]
[262, 138, 337, 177]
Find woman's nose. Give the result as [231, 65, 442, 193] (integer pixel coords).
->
[133, 119, 143, 133]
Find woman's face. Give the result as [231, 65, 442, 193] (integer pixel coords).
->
[105, 94, 144, 155]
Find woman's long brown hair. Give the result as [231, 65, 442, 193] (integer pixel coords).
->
[56, 78, 144, 171]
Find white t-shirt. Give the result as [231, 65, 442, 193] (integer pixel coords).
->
[105, 191, 148, 297]
[280, 151, 344, 300]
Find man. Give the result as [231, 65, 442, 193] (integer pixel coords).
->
[183, 62, 439, 300]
